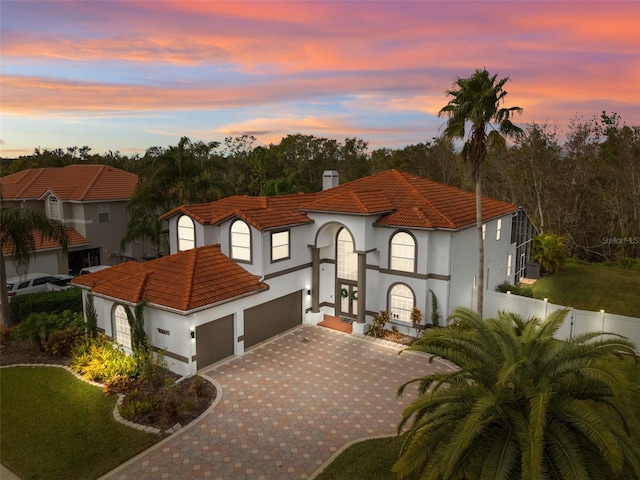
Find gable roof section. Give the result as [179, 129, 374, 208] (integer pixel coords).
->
[1, 227, 90, 255]
[161, 193, 315, 231]
[160, 169, 517, 232]
[0, 165, 138, 201]
[72, 244, 269, 312]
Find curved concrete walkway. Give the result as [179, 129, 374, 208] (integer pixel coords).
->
[102, 325, 452, 480]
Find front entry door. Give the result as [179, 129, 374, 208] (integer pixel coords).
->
[338, 282, 358, 320]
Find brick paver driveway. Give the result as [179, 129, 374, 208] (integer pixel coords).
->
[103, 325, 451, 480]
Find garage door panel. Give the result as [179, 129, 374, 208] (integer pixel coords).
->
[196, 314, 234, 369]
[244, 291, 302, 348]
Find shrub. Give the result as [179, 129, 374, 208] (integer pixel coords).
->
[44, 326, 85, 357]
[497, 282, 534, 298]
[12, 312, 63, 351]
[189, 376, 204, 399]
[429, 289, 441, 328]
[10, 288, 82, 324]
[103, 374, 133, 395]
[118, 390, 160, 420]
[368, 310, 389, 338]
[71, 337, 138, 382]
[531, 233, 567, 274]
[134, 348, 168, 388]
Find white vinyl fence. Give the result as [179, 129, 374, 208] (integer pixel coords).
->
[484, 290, 640, 353]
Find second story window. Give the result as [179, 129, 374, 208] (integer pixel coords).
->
[97, 203, 110, 223]
[230, 220, 251, 262]
[47, 195, 62, 221]
[177, 215, 195, 251]
[271, 230, 290, 262]
[390, 231, 416, 272]
[496, 218, 502, 241]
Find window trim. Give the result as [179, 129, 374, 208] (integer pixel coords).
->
[336, 227, 357, 281]
[270, 229, 290, 263]
[496, 218, 502, 241]
[389, 230, 417, 273]
[47, 195, 62, 221]
[113, 305, 131, 349]
[230, 219, 252, 263]
[97, 203, 110, 224]
[388, 283, 415, 323]
[177, 215, 196, 252]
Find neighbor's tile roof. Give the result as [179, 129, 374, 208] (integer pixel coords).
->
[160, 170, 517, 231]
[71, 244, 269, 312]
[1, 227, 90, 255]
[0, 165, 138, 201]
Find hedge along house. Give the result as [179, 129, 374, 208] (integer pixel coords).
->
[73, 170, 535, 375]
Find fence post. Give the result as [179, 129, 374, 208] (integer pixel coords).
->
[569, 307, 574, 341]
[600, 309, 605, 332]
[544, 297, 549, 319]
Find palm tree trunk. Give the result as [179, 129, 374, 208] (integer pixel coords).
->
[0, 250, 12, 328]
[476, 172, 484, 315]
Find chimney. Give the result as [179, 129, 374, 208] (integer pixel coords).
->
[322, 170, 339, 190]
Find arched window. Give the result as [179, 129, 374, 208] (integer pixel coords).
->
[114, 305, 131, 349]
[337, 228, 357, 280]
[47, 195, 61, 220]
[390, 231, 416, 272]
[230, 220, 251, 262]
[177, 215, 195, 251]
[389, 284, 414, 323]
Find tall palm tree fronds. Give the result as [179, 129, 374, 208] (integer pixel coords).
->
[394, 307, 640, 480]
[438, 70, 523, 313]
[1, 207, 69, 327]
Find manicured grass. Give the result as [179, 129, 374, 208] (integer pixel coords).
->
[0, 366, 158, 480]
[531, 263, 640, 317]
[314, 435, 404, 480]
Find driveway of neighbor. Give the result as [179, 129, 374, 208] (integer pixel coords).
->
[103, 325, 452, 480]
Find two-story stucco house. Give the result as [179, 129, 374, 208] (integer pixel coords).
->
[1, 164, 143, 276]
[72, 170, 536, 376]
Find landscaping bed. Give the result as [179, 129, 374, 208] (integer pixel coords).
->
[0, 339, 216, 432]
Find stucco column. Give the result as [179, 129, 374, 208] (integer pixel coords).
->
[357, 252, 366, 324]
[311, 246, 320, 313]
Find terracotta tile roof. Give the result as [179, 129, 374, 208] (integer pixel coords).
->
[0, 165, 138, 201]
[1, 227, 90, 255]
[161, 193, 315, 230]
[160, 170, 517, 231]
[71, 244, 269, 312]
[308, 170, 517, 229]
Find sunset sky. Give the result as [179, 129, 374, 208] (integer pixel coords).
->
[1, 1, 639, 157]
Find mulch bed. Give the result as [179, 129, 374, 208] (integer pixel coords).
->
[0, 340, 216, 432]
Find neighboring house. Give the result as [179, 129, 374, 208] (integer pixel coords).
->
[73, 169, 536, 376]
[1, 164, 143, 275]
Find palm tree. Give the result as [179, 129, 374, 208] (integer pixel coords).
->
[438, 69, 523, 313]
[394, 307, 640, 480]
[1, 207, 69, 327]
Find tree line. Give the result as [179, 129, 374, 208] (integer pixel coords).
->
[2, 110, 638, 263]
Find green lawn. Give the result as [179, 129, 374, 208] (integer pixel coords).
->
[315, 435, 404, 480]
[531, 263, 640, 317]
[0, 366, 158, 480]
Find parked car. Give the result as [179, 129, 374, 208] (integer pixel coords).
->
[78, 265, 111, 275]
[6, 273, 74, 298]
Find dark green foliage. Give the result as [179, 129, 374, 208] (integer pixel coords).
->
[44, 326, 85, 357]
[531, 233, 567, 274]
[497, 281, 534, 297]
[85, 293, 98, 338]
[123, 302, 148, 352]
[12, 310, 84, 351]
[429, 289, 441, 327]
[9, 288, 82, 324]
[394, 307, 640, 480]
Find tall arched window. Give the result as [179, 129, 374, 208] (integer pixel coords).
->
[337, 228, 357, 280]
[47, 195, 61, 220]
[390, 231, 416, 272]
[114, 305, 131, 349]
[177, 215, 195, 251]
[230, 220, 251, 262]
[389, 284, 414, 323]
